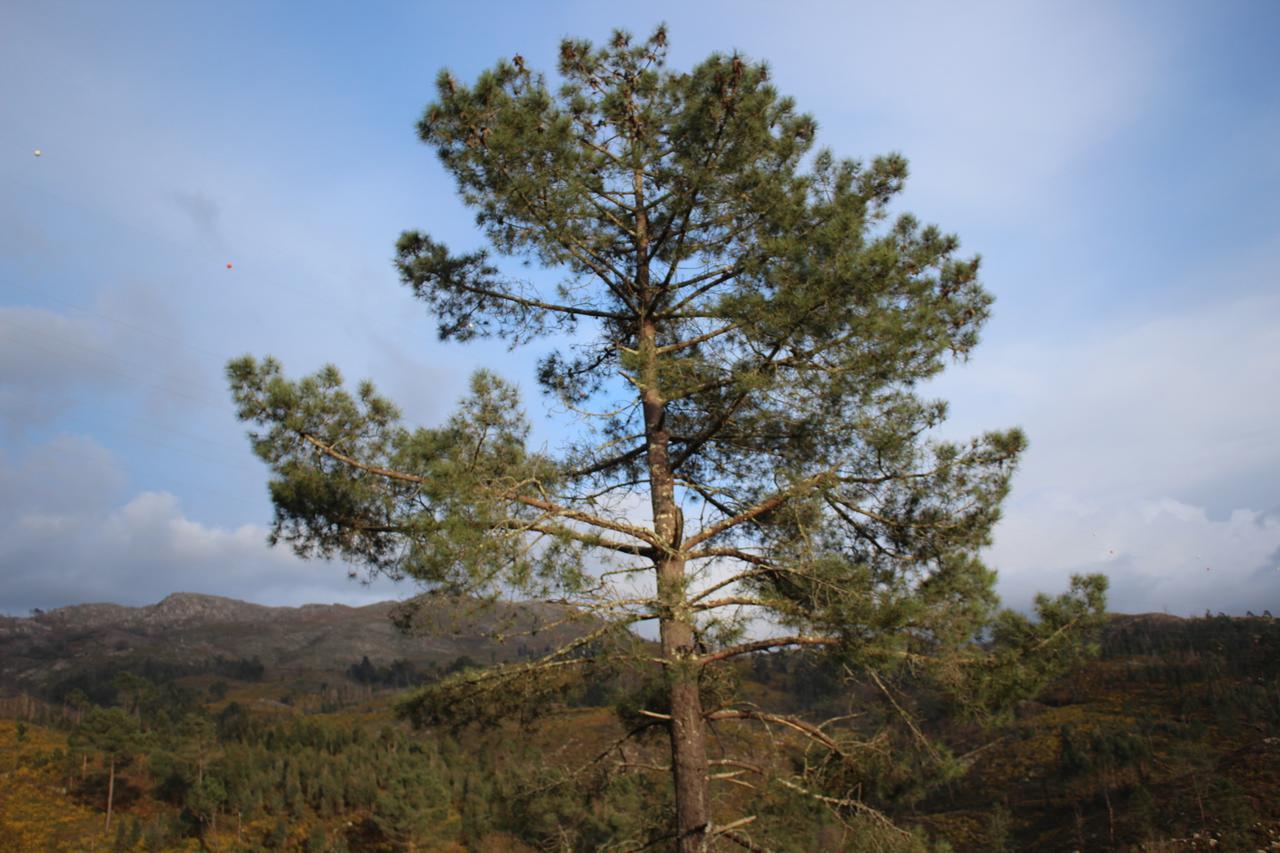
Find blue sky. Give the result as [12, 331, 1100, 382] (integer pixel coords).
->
[2, 0, 1278, 616]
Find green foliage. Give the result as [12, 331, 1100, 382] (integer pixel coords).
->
[980, 803, 1013, 852]
[4, 611, 1279, 851]
[183, 774, 225, 827]
[265, 818, 288, 849]
[71, 707, 140, 764]
[371, 755, 451, 846]
[306, 823, 328, 852]
[227, 359, 581, 599]
[944, 574, 1111, 721]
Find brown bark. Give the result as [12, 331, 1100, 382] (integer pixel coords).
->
[666, 655, 710, 850]
[105, 757, 115, 834]
[635, 153, 710, 847]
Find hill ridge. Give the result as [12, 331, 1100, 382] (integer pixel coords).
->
[0, 592, 580, 693]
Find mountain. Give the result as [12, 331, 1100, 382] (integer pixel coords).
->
[0, 592, 582, 693]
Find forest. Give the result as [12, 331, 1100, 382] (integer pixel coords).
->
[1, 610, 1278, 850]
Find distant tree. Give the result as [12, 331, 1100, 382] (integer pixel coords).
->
[980, 802, 1014, 852]
[284, 763, 304, 817]
[347, 655, 379, 685]
[1058, 722, 1150, 845]
[265, 818, 289, 849]
[66, 687, 91, 725]
[372, 758, 450, 849]
[444, 655, 480, 676]
[229, 27, 1107, 848]
[306, 823, 328, 853]
[111, 816, 143, 852]
[178, 713, 217, 785]
[72, 707, 141, 834]
[111, 672, 154, 725]
[184, 774, 226, 843]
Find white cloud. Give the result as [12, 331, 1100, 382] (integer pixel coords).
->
[990, 491, 1280, 616]
[936, 286, 1280, 508]
[0, 437, 400, 614]
[921, 234, 1280, 615]
[0, 295, 217, 436]
[926, 283, 1280, 615]
[0, 433, 126, 516]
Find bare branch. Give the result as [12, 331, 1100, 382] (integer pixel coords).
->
[773, 778, 910, 838]
[683, 470, 835, 550]
[706, 709, 845, 756]
[654, 321, 740, 356]
[699, 636, 839, 665]
[510, 491, 662, 550]
[687, 564, 773, 604]
[298, 433, 662, 550]
[439, 276, 627, 321]
[301, 433, 427, 485]
[565, 444, 647, 478]
[862, 666, 944, 765]
[637, 709, 673, 721]
[690, 596, 768, 612]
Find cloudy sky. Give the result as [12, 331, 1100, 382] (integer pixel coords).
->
[2, 1, 1278, 616]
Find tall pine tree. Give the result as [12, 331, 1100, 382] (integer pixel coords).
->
[72, 707, 140, 835]
[229, 27, 1106, 849]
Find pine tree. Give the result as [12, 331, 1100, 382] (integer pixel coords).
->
[184, 774, 227, 844]
[265, 818, 289, 849]
[228, 26, 1106, 848]
[178, 713, 216, 786]
[72, 707, 141, 834]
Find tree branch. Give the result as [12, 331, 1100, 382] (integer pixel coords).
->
[699, 635, 839, 665]
[683, 470, 835, 550]
[655, 321, 740, 355]
[706, 708, 845, 756]
[298, 433, 661, 549]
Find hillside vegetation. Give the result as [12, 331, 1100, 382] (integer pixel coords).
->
[1, 601, 1278, 850]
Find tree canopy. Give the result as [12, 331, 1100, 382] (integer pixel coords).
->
[229, 26, 1106, 850]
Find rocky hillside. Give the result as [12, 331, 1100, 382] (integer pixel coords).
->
[0, 592, 582, 692]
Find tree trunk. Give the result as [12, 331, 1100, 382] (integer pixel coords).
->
[664, 601, 710, 851]
[640, 313, 710, 849]
[1103, 785, 1114, 845]
[105, 757, 115, 834]
[629, 133, 713, 851]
